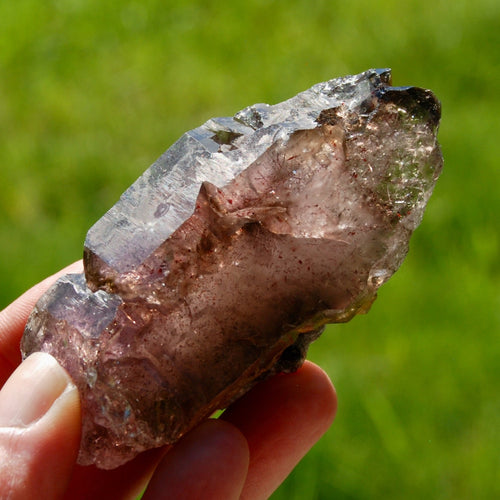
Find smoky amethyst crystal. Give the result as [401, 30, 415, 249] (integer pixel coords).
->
[21, 69, 442, 469]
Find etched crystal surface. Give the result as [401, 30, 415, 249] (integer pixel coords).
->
[21, 69, 443, 469]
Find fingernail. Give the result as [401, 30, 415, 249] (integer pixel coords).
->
[0, 352, 75, 427]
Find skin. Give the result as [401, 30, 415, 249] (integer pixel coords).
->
[0, 262, 337, 499]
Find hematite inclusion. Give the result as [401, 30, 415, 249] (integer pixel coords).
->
[21, 69, 443, 469]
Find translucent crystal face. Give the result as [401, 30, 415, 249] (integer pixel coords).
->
[21, 69, 442, 469]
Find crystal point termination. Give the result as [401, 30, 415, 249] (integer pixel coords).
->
[21, 69, 443, 469]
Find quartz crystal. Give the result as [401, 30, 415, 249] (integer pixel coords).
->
[21, 69, 443, 469]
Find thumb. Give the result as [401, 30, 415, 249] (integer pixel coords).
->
[0, 353, 81, 500]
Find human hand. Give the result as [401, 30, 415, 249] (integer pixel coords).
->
[0, 263, 337, 499]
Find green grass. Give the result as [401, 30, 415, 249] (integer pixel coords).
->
[1, 1, 498, 498]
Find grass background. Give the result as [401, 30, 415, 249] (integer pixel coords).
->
[0, 0, 498, 498]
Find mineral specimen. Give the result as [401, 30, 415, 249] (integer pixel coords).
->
[21, 69, 443, 469]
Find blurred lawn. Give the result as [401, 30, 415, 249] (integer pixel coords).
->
[1, 0, 498, 498]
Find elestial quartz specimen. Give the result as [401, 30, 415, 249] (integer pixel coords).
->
[21, 69, 443, 469]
